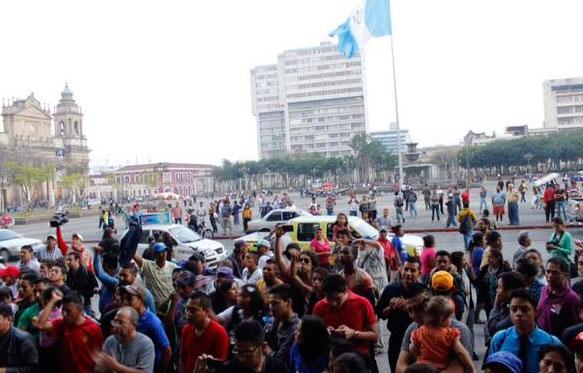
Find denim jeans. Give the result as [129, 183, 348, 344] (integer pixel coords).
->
[409, 203, 417, 217]
[463, 231, 473, 250]
[557, 201, 567, 221]
[479, 198, 488, 212]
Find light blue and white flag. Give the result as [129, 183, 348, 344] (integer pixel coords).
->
[329, 0, 392, 58]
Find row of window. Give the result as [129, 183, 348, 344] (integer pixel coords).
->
[292, 78, 362, 90]
[287, 87, 363, 99]
[556, 94, 583, 104]
[557, 105, 583, 114]
[294, 69, 361, 81]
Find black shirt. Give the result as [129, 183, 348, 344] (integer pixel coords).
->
[218, 356, 289, 373]
[375, 282, 426, 337]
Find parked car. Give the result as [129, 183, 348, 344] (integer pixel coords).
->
[0, 229, 43, 262]
[122, 223, 226, 268]
[237, 215, 424, 258]
[246, 208, 308, 233]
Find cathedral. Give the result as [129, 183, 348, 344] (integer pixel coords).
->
[0, 84, 90, 209]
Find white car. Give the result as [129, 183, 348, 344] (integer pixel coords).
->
[0, 229, 44, 262]
[246, 208, 308, 233]
[123, 224, 226, 267]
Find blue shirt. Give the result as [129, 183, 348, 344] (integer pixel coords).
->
[289, 343, 328, 373]
[471, 246, 484, 274]
[137, 310, 170, 369]
[490, 326, 562, 373]
[391, 236, 407, 262]
[94, 255, 156, 313]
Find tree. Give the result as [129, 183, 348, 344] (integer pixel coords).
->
[60, 173, 85, 204]
[5, 161, 53, 207]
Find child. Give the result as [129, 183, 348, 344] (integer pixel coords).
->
[409, 296, 476, 373]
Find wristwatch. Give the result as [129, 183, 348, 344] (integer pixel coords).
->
[354, 330, 359, 339]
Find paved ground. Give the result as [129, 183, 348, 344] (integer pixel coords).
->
[9, 179, 583, 370]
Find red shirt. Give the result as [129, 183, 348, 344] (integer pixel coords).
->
[461, 190, 470, 204]
[180, 320, 230, 373]
[378, 237, 398, 271]
[544, 188, 556, 203]
[313, 291, 377, 356]
[51, 317, 103, 373]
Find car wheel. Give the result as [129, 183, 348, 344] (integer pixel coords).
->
[0, 249, 10, 264]
[202, 228, 214, 239]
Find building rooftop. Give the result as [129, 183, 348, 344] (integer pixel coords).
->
[116, 162, 215, 172]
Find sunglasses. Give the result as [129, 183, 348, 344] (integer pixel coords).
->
[299, 257, 311, 264]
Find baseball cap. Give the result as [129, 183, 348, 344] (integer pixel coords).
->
[71, 232, 84, 241]
[216, 266, 234, 280]
[484, 352, 522, 373]
[122, 283, 147, 301]
[175, 271, 196, 287]
[153, 242, 167, 253]
[431, 271, 454, 292]
[254, 239, 270, 249]
[46, 234, 57, 241]
[0, 266, 20, 279]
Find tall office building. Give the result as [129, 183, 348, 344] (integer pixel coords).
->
[370, 123, 410, 154]
[251, 42, 366, 159]
[543, 77, 583, 129]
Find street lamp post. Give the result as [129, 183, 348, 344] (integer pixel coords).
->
[0, 174, 8, 213]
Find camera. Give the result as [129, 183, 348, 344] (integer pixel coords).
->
[49, 212, 69, 227]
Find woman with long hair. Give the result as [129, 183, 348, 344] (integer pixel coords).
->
[290, 250, 321, 316]
[290, 315, 330, 373]
[332, 213, 350, 240]
[210, 279, 238, 314]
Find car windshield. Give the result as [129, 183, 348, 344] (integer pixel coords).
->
[351, 219, 378, 240]
[0, 230, 21, 241]
[169, 226, 201, 243]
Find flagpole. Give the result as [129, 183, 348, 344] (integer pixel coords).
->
[389, 36, 404, 187]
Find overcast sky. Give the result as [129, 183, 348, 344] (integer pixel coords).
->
[1, 0, 582, 168]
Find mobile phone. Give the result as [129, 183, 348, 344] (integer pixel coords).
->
[280, 224, 294, 232]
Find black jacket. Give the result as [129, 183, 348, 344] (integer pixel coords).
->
[0, 327, 38, 372]
[66, 266, 98, 307]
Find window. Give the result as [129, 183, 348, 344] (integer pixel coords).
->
[326, 223, 335, 240]
[282, 211, 298, 220]
[266, 211, 283, 221]
[297, 223, 319, 242]
[139, 230, 151, 244]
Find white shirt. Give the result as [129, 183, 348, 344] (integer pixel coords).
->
[241, 267, 263, 285]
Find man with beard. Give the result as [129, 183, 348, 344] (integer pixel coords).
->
[375, 257, 425, 373]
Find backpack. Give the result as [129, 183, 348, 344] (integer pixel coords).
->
[458, 213, 473, 234]
[395, 197, 404, 208]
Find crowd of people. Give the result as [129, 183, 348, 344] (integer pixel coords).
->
[0, 200, 583, 373]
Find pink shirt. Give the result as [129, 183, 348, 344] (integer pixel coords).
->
[310, 239, 331, 266]
[420, 247, 436, 276]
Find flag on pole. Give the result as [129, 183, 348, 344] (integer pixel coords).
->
[329, 0, 392, 58]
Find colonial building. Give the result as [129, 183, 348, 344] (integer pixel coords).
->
[0, 85, 90, 209]
[107, 162, 215, 199]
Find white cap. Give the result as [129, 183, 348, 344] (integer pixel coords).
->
[72, 232, 84, 241]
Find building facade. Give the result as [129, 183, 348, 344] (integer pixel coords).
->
[110, 162, 215, 199]
[251, 42, 366, 159]
[0, 85, 90, 209]
[543, 77, 583, 129]
[370, 123, 410, 154]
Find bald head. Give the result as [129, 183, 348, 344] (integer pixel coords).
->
[117, 306, 139, 326]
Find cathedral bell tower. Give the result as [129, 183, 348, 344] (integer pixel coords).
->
[53, 83, 83, 139]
